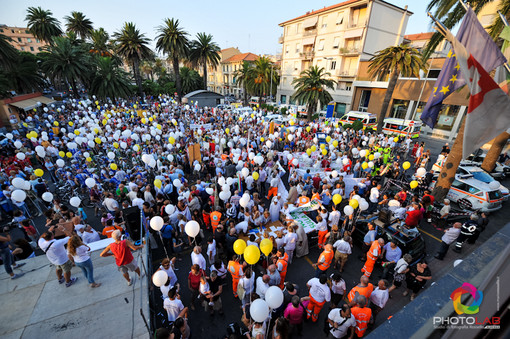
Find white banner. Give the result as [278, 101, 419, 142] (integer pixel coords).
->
[190, 123, 212, 130]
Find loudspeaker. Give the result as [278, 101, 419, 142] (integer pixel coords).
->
[123, 206, 142, 242]
[379, 208, 392, 226]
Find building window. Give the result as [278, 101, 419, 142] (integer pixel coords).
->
[282, 77, 286, 85]
[25, 30, 29, 34]
[295, 43, 301, 53]
[318, 39, 325, 51]
[345, 82, 352, 91]
[0, 29, 3, 32]
[435, 105, 461, 131]
[294, 61, 299, 71]
[27, 38, 32, 42]
[426, 69, 441, 79]
[38, 47, 42, 51]
[330, 61, 336, 70]
[358, 90, 371, 111]
[321, 16, 328, 28]
[281, 95, 287, 104]
[17, 37, 22, 42]
[36, 39, 40, 43]
[297, 23, 302, 33]
[11, 30, 14, 33]
[332, 37, 340, 49]
[390, 99, 410, 119]
[336, 12, 344, 25]
[30, 47, 34, 51]
[285, 45, 289, 54]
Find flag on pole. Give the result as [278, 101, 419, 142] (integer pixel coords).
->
[494, 26, 510, 93]
[447, 31, 510, 159]
[420, 7, 507, 128]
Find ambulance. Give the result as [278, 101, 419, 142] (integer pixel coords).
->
[338, 111, 377, 130]
[382, 118, 422, 138]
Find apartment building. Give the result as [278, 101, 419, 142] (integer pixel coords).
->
[276, 0, 411, 116]
[0, 25, 47, 53]
[207, 47, 240, 94]
[221, 52, 259, 98]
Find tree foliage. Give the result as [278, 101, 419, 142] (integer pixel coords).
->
[25, 6, 63, 43]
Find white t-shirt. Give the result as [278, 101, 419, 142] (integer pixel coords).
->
[316, 219, 328, 232]
[330, 278, 346, 295]
[284, 233, 298, 251]
[191, 252, 207, 271]
[369, 187, 380, 203]
[82, 229, 100, 244]
[256, 276, 269, 299]
[68, 245, 91, 263]
[39, 237, 70, 265]
[234, 221, 248, 234]
[307, 278, 331, 303]
[333, 239, 352, 254]
[370, 287, 389, 308]
[160, 265, 178, 287]
[163, 298, 184, 322]
[239, 275, 255, 294]
[328, 211, 341, 227]
[207, 240, 217, 261]
[328, 310, 356, 339]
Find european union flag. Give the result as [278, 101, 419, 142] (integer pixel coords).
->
[420, 7, 507, 128]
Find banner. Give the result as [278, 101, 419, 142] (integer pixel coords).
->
[289, 211, 318, 233]
[190, 123, 212, 130]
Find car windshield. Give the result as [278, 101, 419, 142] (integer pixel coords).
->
[471, 170, 494, 183]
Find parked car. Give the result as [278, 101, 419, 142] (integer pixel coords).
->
[461, 153, 510, 178]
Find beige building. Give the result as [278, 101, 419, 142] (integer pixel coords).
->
[0, 25, 47, 53]
[222, 52, 259, 98]
[276, 0, 411, 115]
[207, 47, 240, 94]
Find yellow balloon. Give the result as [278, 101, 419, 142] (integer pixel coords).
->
[110, 163, 117, 170]
[234, 239, 246, 255]
[322, 149, 327, 155]
[306, 126, 311, 132]
[290, 120, 295, 126]
[306, 149, 312, 156]
[94, 137, 101, 144]
[95, 100, 99, 105]
[149, 117, 153, 122]
[251, 114, 255, 118]
[311, 145, 317, 152]
[410, 180, 419, 189]
[369, 154, 374, 161]
[156, 124, 162, 130]
[320, 144, 326, 149]
[154, 179, 162, 189]
[362, 162, 368, 169]
[349, 199, 359, 209]
[97, 105, 100, 110]
[326, 136, 331, 143]
[86, 157, 92, 162]
[169, 137, 175, 145]
[141, 118, 147, 124]
[244, 245, 260, 265]
[225, 128, 230, 134]
[113, 142, 119, 149]
[403, 161, 411, 170]
[93, 128, 99, 134]
[393, 137, 399, 142]
[260, 137, 265, 142]
[66, 152, 72, 158]
[54, 121, 59, 127]
[332, 140, 338, 147]
[253, 172, 259, 180]
[59, 151, 65, 158]
[74, 130, 80, 135]
[133, 104, 137, 109]
[239, 117, 243, 121]
[102, 119, 107, 126]
[23, 122, 28, 127]
[34, 169, 44, 177]
[260, 238, 273, 256]
[332, 194, 342, 205]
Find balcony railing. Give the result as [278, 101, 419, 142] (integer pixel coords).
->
[278, 35, 284, 44]
[299, 51, 315, 60]
[303, 29, 317, 36]
[339, 47, 361, 55]
[337, 69, 358, 77]
[348, 20, 367, 28]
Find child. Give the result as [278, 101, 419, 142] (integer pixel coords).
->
[20, 219, 38, 246]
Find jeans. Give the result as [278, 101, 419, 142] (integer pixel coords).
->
[76, 258, 95, 284]
[1, 247, 13, 275]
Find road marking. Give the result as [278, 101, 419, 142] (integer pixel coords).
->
[418, 227, 442, 242]
[304, 256, 315, 267]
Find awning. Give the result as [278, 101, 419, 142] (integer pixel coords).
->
[9, 99, 39, 111]
[302, 37, 316, 46]
[303, 16, 318, 29]
[344, 28, 364, 39]
[37, 96, 55, 105]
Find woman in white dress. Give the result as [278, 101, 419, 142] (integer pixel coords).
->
[294, 223, 309, 258]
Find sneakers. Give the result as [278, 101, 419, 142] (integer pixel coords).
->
[127, 279, 133, 286]
[66, 277, 78, 287]
[12, 263, 26, 269]
[58, 277, 66, 284]
[11, 273, 25, 279]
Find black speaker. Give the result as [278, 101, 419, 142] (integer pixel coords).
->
[123, 207, 142, 242]
[379, 208, 392, 226]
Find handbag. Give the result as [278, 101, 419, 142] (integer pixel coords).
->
[237, 282, 245, 300]
[393, 262, 408, 282]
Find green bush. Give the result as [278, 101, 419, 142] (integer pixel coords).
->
[343, 123, 352, 129]
[280, 107, 288, 115]
[351, 120, 364, 131]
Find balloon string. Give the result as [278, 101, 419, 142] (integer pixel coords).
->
[158, 231, 170, 260]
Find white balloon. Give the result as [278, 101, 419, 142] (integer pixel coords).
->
[23, 180, 31, 190]
[368, 161, 374, 168]
[331, 170, 338, 178]
[343, 205, 354, 216]
[185, 220, 200, 237]
[165, 204, 176, 215]
[241, 167, 249, 178]
[194, 164, 201, 171]
[359, 200, 369, 211]
[359, 150, 367, 157]
[12, 177, 25, 189]
[206, 187, 214, 195]
[353, 195, 361, 201]
[342, 158, 349, 165]
[222, 184, 230, 192]
[219, 190, 231, 201]
[6, 133, 13, 140]
[265, 286, 284, 309]
[173, 179, 182, 188]
[56, 159, 65, 167]
[85, 178, 96, 188]
[250, 299, 269, 322]
[14, 141, 22, 148]
[287, 154, 293, 161]
[152, 270, 168, 287]
[11, 189, 26, 202]
[107, 152, 115, 160]
[226, 177, 234, 186]
[70, 196, 81, 207]
[218, 177, 226, 186]
[374, 152, 381, 159]
[416, 167, 427, 177]
[150, 216, 164, 231]
[42, 192, 54, 202]
[292, 158, 298, 166]
[16, 153, 26, 161]
[388, 199, 401, 207]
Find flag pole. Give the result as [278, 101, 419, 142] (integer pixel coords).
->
[498, 11, 509, 27]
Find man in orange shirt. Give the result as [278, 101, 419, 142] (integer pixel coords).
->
[275, 249, 289, 289]
[362, 238, 384, 278]
[351, 295, 372, 337]
[347, 275, 374, 306]
[102, 219, 123, 238]
[210, 207, 223, 233]
[227, 255, 243, 298]
[313, 244, 334, 278]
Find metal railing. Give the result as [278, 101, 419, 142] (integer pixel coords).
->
[303, 29, 317, 36]
[300, 51, 315, 59]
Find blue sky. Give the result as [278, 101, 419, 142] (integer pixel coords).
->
[1, 0, 432, 55]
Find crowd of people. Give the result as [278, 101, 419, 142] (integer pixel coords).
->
[0, 94, 494, 339]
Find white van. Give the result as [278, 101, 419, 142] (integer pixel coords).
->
[382, 118, 422, 139]
[249, 97, 260, 106]
[339, 111, 377, 129]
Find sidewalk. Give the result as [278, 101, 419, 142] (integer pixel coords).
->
[0, 245, 149, 339]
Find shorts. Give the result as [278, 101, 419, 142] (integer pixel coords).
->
[335, 252, 349, 266]
[56, 260, 73, 273]
[118, 259, 138, 274]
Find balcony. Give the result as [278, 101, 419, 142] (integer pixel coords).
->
[348, 20, 367, 28]
[337, 69, 358, 77]
[303, 29, 317, 36]
[299, 51, 315, 60]
[278, 35, 284, 44]
[339, 47, 361, 55]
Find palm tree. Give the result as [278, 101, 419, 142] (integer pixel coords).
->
[189, 32, 220, 89]
[0, 34, 18, 69]
[233, 61, 254, 106]
[25, 7, 63, 44]
[291, 66, 336, 121]
[113, 22, 152, 97]
[64, 11, 93, 40]
[40, 36, 92, 97]
[247, 56, 279, 101]
[89, 28, 112, 57]
[424, 0, 510, 58]
[368, 44, 425, 133]
[90, 57, 132, 101]
[5, 52, 45, 94]
[156, 18, 190, 101]
[140, 61, 154, 80]
[180, 66, 203, 94]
